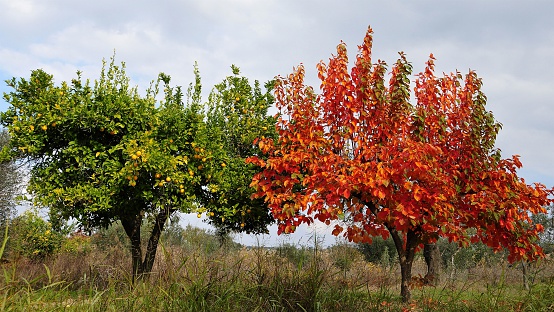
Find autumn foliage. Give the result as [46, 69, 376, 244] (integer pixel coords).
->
[248, 27, 552, 301]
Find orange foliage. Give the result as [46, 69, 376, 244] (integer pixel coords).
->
[248, 27, 552, 263]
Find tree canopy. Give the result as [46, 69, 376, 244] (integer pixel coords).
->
[202, 65, 276, 235]
[248, 27, 553, 302]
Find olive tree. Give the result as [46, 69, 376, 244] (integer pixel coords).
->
[0, 129, 22, 227]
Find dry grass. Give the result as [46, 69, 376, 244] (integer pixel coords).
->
[1, 232, 554, 311]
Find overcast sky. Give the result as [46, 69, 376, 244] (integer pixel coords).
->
[1, 0, 553, 246]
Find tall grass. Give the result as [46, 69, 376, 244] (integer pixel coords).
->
[1, 226, 554, 311]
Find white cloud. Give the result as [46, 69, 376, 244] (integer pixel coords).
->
[3, 0, 36, 15]
[1, 0, 554, 245]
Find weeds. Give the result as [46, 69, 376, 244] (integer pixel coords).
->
[1, 225, 554, 311]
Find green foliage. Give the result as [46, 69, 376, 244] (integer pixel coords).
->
[437, 238, 506, 270]
[60, 233, 92, 255]
[0, 58, 278, 277]
[8, 209, 65, 260]
[0, 57, 217, 275]
[90, 220, 129, 250]
[202, 65, 276, 235]
[357, 236, 398, 265]
[276, 243, 315, 268]
[532, 204, 554, 254]
[175, 224, 241, 252]
[0, 57, 209, 229]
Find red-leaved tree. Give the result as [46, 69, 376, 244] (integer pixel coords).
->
[248, 27, 552, 302]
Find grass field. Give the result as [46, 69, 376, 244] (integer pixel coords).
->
[1, 226, 554, 311]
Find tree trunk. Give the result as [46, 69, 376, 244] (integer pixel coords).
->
[120, 208, 173, 282]
[363, 197, 421, 302]
[142, 208, 172, 274]
[521, 260, 530, 290]
[120, 212, 144, 282]
[399, 256, 414, 302]
[389, 228, 420, 303]
[423, 243, 440, 286]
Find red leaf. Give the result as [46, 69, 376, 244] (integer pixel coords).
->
[343, 188, 351, 198]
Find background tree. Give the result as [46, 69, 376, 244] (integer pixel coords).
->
[200, 65, 276, 238]
[532, 204, 554, 254]
[248, 27, 552, 302]
[0, 129, 22, 228]
[423, 243, 440, 285]
[357, 236, 397, 265]
[0, 58, 211, 279]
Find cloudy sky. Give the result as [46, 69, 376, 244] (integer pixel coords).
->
[1, 0, 553, 246]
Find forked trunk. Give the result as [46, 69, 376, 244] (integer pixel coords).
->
[120, 208, 173, 282]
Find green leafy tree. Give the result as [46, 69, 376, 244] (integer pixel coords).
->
[357, 236, 397, 265]
[532, 204, 554, 254]
[201, 65, 276, 237]
[0, 58, 209, 279]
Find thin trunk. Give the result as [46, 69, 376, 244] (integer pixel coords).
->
[142, 208, 172, 274]
[449, 247, 461, 280]
[522, 260, 530, 290]
[423, 243, 440, 286]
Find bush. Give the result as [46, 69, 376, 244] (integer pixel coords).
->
[8, 209, 65, 260]
[357, 236, 397, 266]
[61, 232, 93, 255]
[91, 220, 128, 250]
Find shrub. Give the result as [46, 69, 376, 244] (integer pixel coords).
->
[61, 232, 92, 255]
[8, 209, 65, 260]
[90, 220, 128, 250]
[357, 236, 397, 265]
